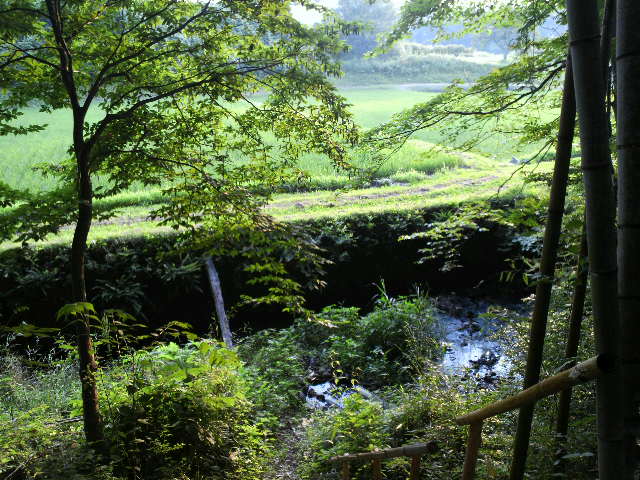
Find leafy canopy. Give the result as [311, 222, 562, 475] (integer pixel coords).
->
[0, 0, 360, 243]
[368, 0, 571, 159]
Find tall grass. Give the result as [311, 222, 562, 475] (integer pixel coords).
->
[0, 90, 456, 194]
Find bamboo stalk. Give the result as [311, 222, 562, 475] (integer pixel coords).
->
[509, 51, 576, 480]
[409, 456, 421, 480]
[554, 228, 588, 471]
[372, 459, 382, 480]
[341, 461, 350, 480]
[461, 422, 483, 480]
[617, 0, 640, 476]
[567, 1, 625, 477]
[456, 356, 607, 426]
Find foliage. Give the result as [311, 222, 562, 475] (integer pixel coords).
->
[301, 394, 389, 479]
[366, 0, 570, 161]
[239, 293, 444, 425]
[400, 202, 513, 271]
[99, 341, 270, 479]
[400, 198, 547, 284]
[0, 341, 272, 480]
[1, 201, 530, 335]
[298, 371, 511, 480]
[0, 0, 360, 243]
[339, 54, 495, 85]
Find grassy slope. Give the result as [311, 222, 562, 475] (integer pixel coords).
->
[0, 87, 550, 249]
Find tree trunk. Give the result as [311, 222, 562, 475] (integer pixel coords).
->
[72, 153, 104, 446]
[554, 228, 588, 470]
[508, 53, 576, 480]
[205, 258, 233, 348]
[616, 0, 640, 476]
[44, 0, 104, 447]
[567, 1, 624, 478]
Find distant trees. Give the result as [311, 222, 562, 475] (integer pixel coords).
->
[0, 0, 358, 445]
[335, 0, 397, 58]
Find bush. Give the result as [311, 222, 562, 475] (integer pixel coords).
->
[300, 394, 389, 480]
[339, 56, 495, 85]
[100, 341, 270, 480]
[0, 341, 271, 480]
[0, 199, 530, 342]
[238, 293, 445, 427]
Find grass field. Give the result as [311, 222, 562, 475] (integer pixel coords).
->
[0, 86, 551, 249]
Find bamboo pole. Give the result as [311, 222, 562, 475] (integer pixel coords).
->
[616, 0, 640, 476]
[341, 461, 350, 480]
[409, 456, 421, 480]
[509, 51, 576, 480]
[372, 459, 382, 480]
[456, 356, 607, 426]
[329, 443, 435, 462]
[205, 257, 233, 348]
[555, 229, 588, 458]
[461, 421, 483, 480]
[567, 1, 624, 477]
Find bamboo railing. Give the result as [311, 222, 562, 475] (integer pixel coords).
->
[329, 442, 437, 480]
[455, 355, 608, 480]
[328, 355, 608, 480]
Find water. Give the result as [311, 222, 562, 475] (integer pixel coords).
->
[305, 295, 522, 408]
[437, 296, 513, 381]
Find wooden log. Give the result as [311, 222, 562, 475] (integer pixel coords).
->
[329, 442, 436, 462]
[461, 422, 483, 480]
[409, 456, 421, 480]
[456, 355, 607, 426]
[341, 461, 350, 480]
[372, 459, 382, 480]
[205, 258, 233, 348]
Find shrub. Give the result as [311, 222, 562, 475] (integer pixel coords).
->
[339, 56, 495, 85]
[101, 341, 271, 480]
[238, 294, 445, 427]
[239, 326, 308, 425]
[0, 341, 271, 480]
[300, 394, 389, 480]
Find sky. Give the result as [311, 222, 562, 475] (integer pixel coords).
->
[291, 0, 406, 25]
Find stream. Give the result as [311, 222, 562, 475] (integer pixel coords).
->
[436, 295, 515, 381]
[305, 294, 523, 409]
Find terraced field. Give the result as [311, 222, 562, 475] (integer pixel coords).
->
[0, 86, 549, 249]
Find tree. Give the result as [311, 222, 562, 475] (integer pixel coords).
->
[509, 51, 575, 480]
[335, 0, 397, 58]
[370, 0, 633, 475]
[0, 0, 358, 445]
[369, 0, 569, 157]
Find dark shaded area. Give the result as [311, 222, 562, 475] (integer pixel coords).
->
[0, 205, 533, 351]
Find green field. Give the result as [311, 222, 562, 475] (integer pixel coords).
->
[0, 86, 549, 248]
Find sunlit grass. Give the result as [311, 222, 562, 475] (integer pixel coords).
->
[0, 86, 554, 251]
[0, 155, 552, 251]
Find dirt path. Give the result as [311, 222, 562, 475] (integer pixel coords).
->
[68, 174, 499, 229]
[265, 421, 307, 480]
[267, 175, 499, 211]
